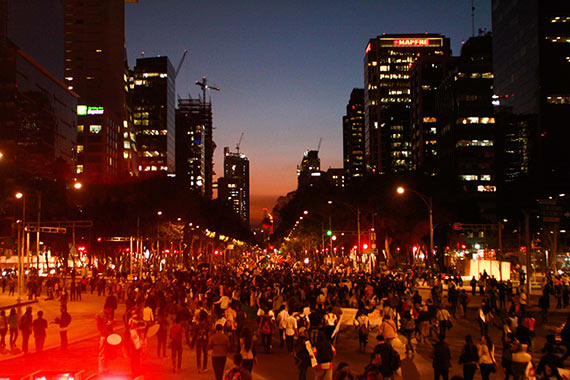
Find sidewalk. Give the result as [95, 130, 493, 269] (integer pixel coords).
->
[0, 291, 115, 362]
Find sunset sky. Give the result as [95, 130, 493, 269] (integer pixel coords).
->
[125, 0, 491, 223]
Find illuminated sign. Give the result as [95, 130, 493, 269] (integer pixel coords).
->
[77, 105, 104, 116]
[365, 43, 371, 54]
[379, 37, 443, 48]
[394, 39, 429, 46]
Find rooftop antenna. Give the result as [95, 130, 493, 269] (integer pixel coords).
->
[471, 0, 475, 37]
[316, 137, 323, 152]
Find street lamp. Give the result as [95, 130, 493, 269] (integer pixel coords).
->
[396, 186, 434, 269]
[73, 182, 83, 190]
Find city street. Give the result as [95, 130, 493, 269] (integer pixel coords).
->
[1, 286, 568, 379]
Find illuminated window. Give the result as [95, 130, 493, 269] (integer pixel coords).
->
[547, 95, 570, 104]
[423, 117, 437, 123]
[379, 65, 389, 71]
[89, 125, 102, 134]
[459, 175, 478, 181]
[371, 61, 377, 66]
[77, 145, 84, 153]
[77, 125, 84, 133]
[65, 77, 73, 81]
[76, 165, 84, 174]
[482, 72, 493, 78]
[123, 152, 129, 159]
[545, 36, 570, 43]
[480, 175, 491, 181]
[457, 117, 495, 124]
[456, 140, 494, 147]
[550, 16, 570, 23]
[477, 185, 496, 192]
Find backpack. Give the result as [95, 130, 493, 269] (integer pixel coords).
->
[224, 367, 244, 380]
[260, 317, 271, 334]
[390, 348, 401, 371]
[196, 326, 208, 342]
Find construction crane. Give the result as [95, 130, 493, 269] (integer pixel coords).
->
[236, 132, 244, 154]
[174, 49, 188, 79]
[195, 76, 220, 103]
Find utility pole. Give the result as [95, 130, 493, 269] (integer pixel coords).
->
[36, 193, 41, 269]
[498, 219, 503, 281]
[524, 211, 531, 298]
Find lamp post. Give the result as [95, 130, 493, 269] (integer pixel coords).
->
[397, 186, 434, 269]
[15, 192, 25, 306]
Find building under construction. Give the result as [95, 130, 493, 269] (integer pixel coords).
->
[175, 97, 215, 199]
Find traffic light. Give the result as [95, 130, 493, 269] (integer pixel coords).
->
[326, 230, 332, 236]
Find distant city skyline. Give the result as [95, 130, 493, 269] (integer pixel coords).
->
[124, 0, 492, 223]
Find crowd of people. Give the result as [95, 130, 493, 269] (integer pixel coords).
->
[1, 263, 569, 380]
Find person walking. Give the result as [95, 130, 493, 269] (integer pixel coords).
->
[32, 310, 48, 353]
[193, 313, 209, 374]
[435, 306, 452, 336]
[169, 316, 185, 373]
[210, 323, 230, 380]
[285, 311, 298, 353]
[96, 306, 115, 374]
[315, 331, 336, 380]
[478, 335, 496, 380]
[19, 306, 33, 354]
[54, 306, 72, 351]
[240, 327, 256, 373]
[433, 334, 451, 380]
[459, 334, 479, 380]
[224, 353, 252, 380]
[0, 310, 8, 352]
[401, 310, 416, 356]
[156, 309, 168, 358]
[355, 309, 370, 352]
[8, 308, 18, 352]
[511, 342, 532, 380]
[258, 307, 274, 353]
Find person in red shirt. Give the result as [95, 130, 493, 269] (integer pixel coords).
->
[170, 316, 185, 373]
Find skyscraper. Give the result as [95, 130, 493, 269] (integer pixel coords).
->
[492, 0, 570, 186]
[436, 34, 496, 218]
[363, 34, 450, 174]
[175, 97, 208, 194]
[218, 147, 250, 225]
[410, 55, 456, 175]
[132, 56, 176, 174]
[64, 0, 135, 183]
[297, 149, 321, 188]
[342, 88, 365, 180]
[0, 42, 78, 180]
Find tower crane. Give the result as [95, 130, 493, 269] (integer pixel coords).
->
[195, 76, 220, 103]
[236, 132, 244, 154]
[174, 49, 188, 79]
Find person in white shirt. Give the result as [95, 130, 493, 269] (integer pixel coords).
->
[285, 313, 298, 353]
[276, 306, 289, 348]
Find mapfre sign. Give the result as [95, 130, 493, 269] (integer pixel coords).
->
[379, 37, 443, 48]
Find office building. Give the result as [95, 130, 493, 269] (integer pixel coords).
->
[132, 56, 176, 174]
[0, 41, 78, 180]
[492, 0, 570, 186]
[218, 147, 250, 225]
[64, 0, 135, 183]
[436, 35, 496, 218]
[7, 0, 64, 79]
[175, 97, 207, 194]
[363, 34, 450, 174]
[297, 149, 321, 188]
[342, 88, 365, 180]
[325, 168, 346, 188]
[410, 55, 456, 174]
